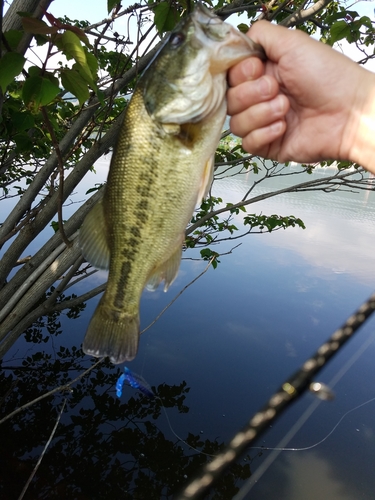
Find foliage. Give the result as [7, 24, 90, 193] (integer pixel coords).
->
[0, 350, 254, 498]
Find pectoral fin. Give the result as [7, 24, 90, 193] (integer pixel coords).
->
[146, 242, 183, 292]
[197, 155, 214, 204]
[79, 198, 110, 270]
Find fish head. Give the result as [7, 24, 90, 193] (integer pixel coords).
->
[142, 4, 265, 125]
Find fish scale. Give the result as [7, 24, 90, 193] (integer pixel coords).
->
[79, 5, 265, 364]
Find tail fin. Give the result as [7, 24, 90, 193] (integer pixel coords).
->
[83, 301, 139, 364]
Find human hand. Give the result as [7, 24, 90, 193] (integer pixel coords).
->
[227, 21, 375, 171]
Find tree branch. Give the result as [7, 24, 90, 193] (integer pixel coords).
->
[280, 0, 332, 27]
[0, 40, 162, 251]
[187, 168, 367, 236]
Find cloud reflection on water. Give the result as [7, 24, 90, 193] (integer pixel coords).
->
[213, 165, 375, 286]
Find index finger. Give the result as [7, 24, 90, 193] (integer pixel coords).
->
[228, 56, 265, 87]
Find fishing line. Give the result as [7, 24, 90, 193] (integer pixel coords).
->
[136, 340, 217, 458]
[134, 336, 217, 458]
[233, 328, 375, 500]
[177, 292, 375, 500]
[247, 395, 375, 453]
[116, 367, 217, 458]
[157, 397, 217, 458]
[120, 329, 375, 479]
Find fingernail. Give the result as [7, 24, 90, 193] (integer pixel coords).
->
[269, 120, 283, 135]
[271, 95, 285, 115]
[258, 76, 272, 98]
[242, 59, 256, 79]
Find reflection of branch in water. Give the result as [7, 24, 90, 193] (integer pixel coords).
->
[0, 358, 103, 426]
[18, 397, 68, 500]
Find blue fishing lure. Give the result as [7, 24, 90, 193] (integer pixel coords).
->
[116, 366, 154, 399]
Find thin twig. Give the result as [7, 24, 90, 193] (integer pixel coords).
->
[40, 107, 71, 247]
[18, 398, 68, 500]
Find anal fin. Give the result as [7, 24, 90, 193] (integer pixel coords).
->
[146, 242, 183, 292]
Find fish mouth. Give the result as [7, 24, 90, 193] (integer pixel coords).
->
[142, 4, 266, 125]
[194, 3, 230, 41]
[192, 4, 266, 70]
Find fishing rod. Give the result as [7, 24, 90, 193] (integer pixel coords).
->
[175, 291, 375, 499]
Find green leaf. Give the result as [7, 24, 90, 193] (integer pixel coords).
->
[154, 2, 180, 33]
[325, 10, 358, 24]
[60, 68, 90, 106]
[22, 76, 60, 112]
[14, 132, 33, 152]
[3, 30, 23, 51]
[35, 34, 49, 46]
[58, 31, 93, 84]
[72, 62, 96, 92]
[96, 88, 105, 106]
[237, 23, 249, 34]
[11, 111, 35, 132]
[329, 21, 351, 44]
[44, 71, 60, 89]
[86, 183, 104, 194]
[0, 52, 25, 92]
[28, 66, 59, 88]
[28, 65, 41, 77]
[85, 49, 99, 76]
[358, 16, 373, 30]
[200, 248, 212, 258]
[64, 25, 91, 47]
[108, 0, 119, 13]
[51, 221, 59, 233]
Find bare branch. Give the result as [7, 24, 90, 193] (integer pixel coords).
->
[187, 168, 368, 236]
[280, 0, 332, 27]
[0, 40, 162, 253]
[0, 187, 103, 309]
[0, 236, 82, 350]
[84, 3, 144, 32]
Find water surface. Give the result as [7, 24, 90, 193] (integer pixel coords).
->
[1, 164, 375, 499]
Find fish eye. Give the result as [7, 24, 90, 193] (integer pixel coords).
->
[169, 32, 185, 47]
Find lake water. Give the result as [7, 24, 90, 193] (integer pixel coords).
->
[1, 161, 375, 499]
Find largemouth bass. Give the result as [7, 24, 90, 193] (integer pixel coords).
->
[79, 5, 265, 364]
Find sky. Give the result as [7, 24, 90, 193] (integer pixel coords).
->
[47, 0, 375, 69]
[48, 0, 375, 25]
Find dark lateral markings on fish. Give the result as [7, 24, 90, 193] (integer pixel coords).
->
[79, 4, 266, 364]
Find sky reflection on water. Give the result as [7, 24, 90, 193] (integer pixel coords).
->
[2, 164, 375, 499]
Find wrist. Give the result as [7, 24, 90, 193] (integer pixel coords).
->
[346, 68, 375, 174]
